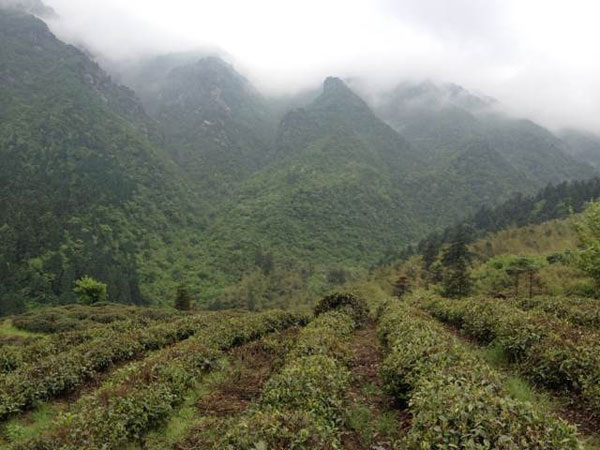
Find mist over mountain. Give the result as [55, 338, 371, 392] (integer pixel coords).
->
[39, 0, 600, 134]
[0, 0, 54, 16]
[559, 129, 600, 169]
[6, 5, 600, 449]
[1, 2, 600, 314]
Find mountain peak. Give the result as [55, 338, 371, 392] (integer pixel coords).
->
[315, 76, 370, 112]
[322, 76, 354, 96]
[195, 55, 232, 71]
[0, 0, 55, 17]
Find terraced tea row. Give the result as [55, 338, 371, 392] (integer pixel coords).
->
[421, 294, 600, 414]
[377, 300, 580, 449]
[11, 310, 301, 450]
[513, 296, 600, 330]
[11, 304, 183, 334]
[190, 294, 368, 449]
[0, 312, 224, 420]
[0, 318, 169, 375]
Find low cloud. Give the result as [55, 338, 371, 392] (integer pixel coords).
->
[41, 0, 600, 134]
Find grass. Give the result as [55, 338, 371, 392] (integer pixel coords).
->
[468, 337, 600, 450]
[0, 319, 44, 339]
[0, 403, 59, 448]
[346, 403, 374, 444]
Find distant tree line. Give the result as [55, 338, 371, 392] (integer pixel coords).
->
[400, 177, 600, 264]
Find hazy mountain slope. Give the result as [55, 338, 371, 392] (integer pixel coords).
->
[559, 129, 600, 169]
[406, 177, 600, 265]
[202, 78, 425, 271]
[0, 9, 202, 313]
[124, 56, 277, 201]
[374, 81, 596, 190]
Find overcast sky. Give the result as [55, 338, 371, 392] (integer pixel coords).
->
[43, 0, 600, 133]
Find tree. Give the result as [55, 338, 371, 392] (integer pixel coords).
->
[504, 256, 546, 298]
[254, 248, 274, 275]
[393, 274, 409, 297]
[73, 276, 107, 305]
[441, 227, 472, 298]
[174, 284, 192, 311]
[576, 201, 600, 286]
[479, 254, 546, 298]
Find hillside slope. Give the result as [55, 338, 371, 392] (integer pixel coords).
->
[0, 8, 202, 313]
[373, 81, 596, 198]
[123, 56, 277, 202]
[202, 78, 426, 271]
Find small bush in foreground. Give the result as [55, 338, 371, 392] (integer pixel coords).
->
[314, 292, 369, 327]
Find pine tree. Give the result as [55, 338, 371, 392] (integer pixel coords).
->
[174, 285, 192, 311]
[441, 227, 472, 298]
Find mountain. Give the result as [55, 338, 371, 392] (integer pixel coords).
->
[121, 55, 277, 201]
[202, 77, 426, 273]
[403, 176, 600, 266]
[3, 5, 600, 315]
[559, 129, 600, 169]
[0, 8, 202, 313]
[0, 0, 54, 17]
[373, 81, 596, 189]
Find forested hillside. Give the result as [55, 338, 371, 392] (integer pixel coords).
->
[560, 129, 600, 169]
[1, 3, 600, 314]
[405, 177, 600, 264]
[0, 9, 202, 314]
[372, 81, 596, 207]
[134, 56, 277, 202]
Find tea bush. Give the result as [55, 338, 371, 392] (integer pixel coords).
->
[420, 294, 600, 415]
[0, 313, 218, 420]
[217, 309, 357, 449]
[378, 301, 580, 449]
[514, 296, 600, 330]
[14, 310, 301, 450]
[11, 304, 182, 334]
[314, 292, 369, 327]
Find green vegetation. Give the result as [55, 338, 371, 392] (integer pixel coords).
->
[0, 313, 215, 419]
[11, 303, 181, 334]
[191, 293, 368, 449]
[73, 276, 108, 305]
[2, 5, 600, 315]
[314, 292, 369, 327]
[174, 285, 192, 311]
[514, 296, 600, 329]
[576, 201, 600, 286]
[440, 226, 473, 298]
[13, 310, 300, 449]
[4, 4, 600, 448]
[378, 300, 579, 448]
[0, 8, 202, 313]
[420, 294, 600, 414]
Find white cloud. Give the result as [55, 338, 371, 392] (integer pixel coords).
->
[43, 0, 600, 133]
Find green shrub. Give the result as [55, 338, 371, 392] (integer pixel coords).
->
[420, 294, 600, 416]
[215, 309, 358, 449]
[174, 284, 192, 311]
[0, 314, 217, 420]
[14, 311, 301, 450]
[73, 276, 108, 305]
[220, 410, 338, 450]
[314, 292, 369, 327]
[377, 301, 580, 449]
